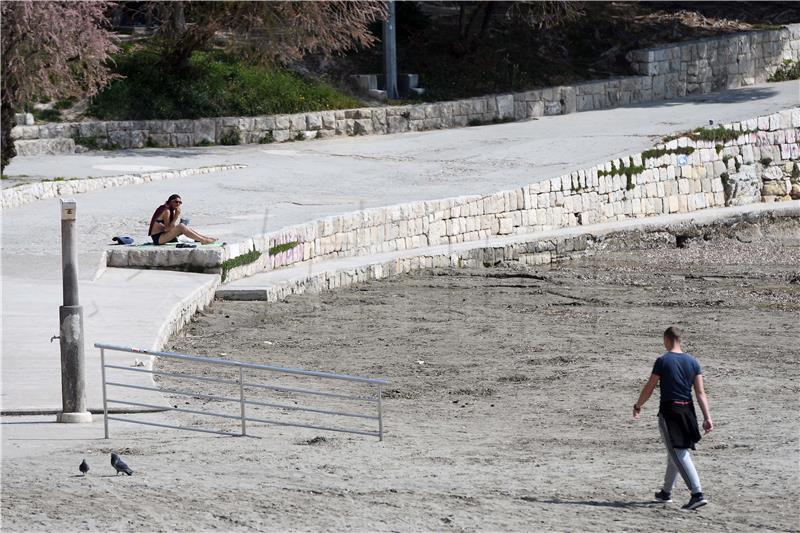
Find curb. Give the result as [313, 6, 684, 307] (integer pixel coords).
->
[1, 164, 246, 209]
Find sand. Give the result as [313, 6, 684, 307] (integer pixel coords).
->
[2, 218, 798, 532]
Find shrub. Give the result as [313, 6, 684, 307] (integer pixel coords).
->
[640, 146, 694, 161]
[768, 60, 800, 82]
[31, 108, 63, 123]
[691, 126, 743, 143]
[269, 241, 299, 256]
[90, 46, 361, 121]
[219, 126, 241, 146]
[220, 248, 262, 282]
[74, 135, 101, 150]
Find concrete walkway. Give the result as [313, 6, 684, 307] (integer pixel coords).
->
[1, 269, 217, 413]
[2, 80, 799, 414]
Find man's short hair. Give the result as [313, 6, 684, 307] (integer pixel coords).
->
[664, 326, 683, 343]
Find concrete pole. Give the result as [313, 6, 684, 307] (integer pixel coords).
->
[56, 199, 92, 423]
[383, 1, 399, 100]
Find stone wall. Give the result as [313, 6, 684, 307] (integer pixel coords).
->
[215, 207, 800, 302]
[106, 108, 800, 281]
[13, 25, 800, 153]
[627, 24, 800, 94]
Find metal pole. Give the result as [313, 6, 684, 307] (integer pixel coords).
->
[383, 1, 398, 99]
[101, 348, 109, 439]
[239, 366, 247, 436]
[57, 199, 91, 423]
[377, 384, 383, 441]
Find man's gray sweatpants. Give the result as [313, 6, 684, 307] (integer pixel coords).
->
[658, 413, 702, 494]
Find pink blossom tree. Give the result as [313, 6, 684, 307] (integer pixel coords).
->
[1, 1, 117, 170]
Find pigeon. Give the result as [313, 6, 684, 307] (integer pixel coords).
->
[79, 459, 89, 475]
[110, 452, 133, 476]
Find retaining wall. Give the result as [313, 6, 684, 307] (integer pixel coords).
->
[216, 207, 800, 302]
[628, 24, 800, 94]
[12, 25, 800, 154]
[106, 108, 800, 281]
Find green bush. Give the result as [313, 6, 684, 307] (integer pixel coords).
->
[31, 108, 63, 123]
[90, 47, 361, 120]
[768, 60, 800, 82]
[219, 126, 241, 146]
[691, 126, 745, 143]
[220, 248, 262, 283]
[269, 241, 299, 256]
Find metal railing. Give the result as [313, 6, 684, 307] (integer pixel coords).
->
[96, 343, 388, 441]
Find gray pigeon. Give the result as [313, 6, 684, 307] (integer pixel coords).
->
[110, 452, 133, 476]
[79, 458, 89, 475]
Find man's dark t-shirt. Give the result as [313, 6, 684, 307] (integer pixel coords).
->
[652, 351, 702, 402]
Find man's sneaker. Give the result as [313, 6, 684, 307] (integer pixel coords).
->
[681, 492, 708, 510]
[654, 490, 673, 503]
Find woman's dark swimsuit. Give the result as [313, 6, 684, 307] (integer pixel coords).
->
[149, 204, 178, 245]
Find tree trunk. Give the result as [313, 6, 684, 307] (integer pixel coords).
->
[1, 98, 17, 172]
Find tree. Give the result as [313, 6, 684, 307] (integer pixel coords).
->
[1, 1, 117, 171]
[149, 1, 388, 70]
[456, 1, 584, 52]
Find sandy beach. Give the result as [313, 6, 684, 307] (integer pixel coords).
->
[2, 216, 798, 531]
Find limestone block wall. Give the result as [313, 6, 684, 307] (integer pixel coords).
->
[627, 24, 800, 95]
[107, 109, 800, 282]
[216, 207, 799, 303]
[13, 25, 800, 153]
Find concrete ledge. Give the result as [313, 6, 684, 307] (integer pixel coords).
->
[107, 246, 226, 271]
[1, 164, 246, 210]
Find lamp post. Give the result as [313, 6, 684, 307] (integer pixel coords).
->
[383, 1, 398, 99]
[56, 199, 92, 423]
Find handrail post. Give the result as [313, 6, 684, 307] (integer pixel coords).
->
[100, 348, 109, 439]
[239, 366, 247, 437]
[377, 384, 383, 441]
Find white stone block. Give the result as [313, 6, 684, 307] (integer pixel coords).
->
[537, 193, 550, 208]
[668, 195, 680, 213]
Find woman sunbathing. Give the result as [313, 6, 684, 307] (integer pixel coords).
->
[148, 194, 217, 245]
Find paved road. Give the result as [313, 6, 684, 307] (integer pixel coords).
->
[2, 80, 798, 413]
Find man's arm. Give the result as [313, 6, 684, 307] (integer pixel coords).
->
[694, 374, 713, 433]
[633, 373, 660, 419]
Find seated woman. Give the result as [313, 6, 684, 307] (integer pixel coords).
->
[148, 194, 217, 245]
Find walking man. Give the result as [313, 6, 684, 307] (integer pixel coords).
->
[633, 326, 713, 510]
